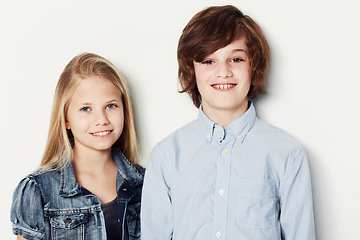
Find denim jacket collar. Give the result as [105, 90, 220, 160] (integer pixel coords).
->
[198, 101, 257, 144]
[60, 162, 81, 197]
[112, 147, 144, 185]
[60, 147, 143, 197]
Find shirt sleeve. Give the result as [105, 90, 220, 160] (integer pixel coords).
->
[141, 144, 173, 240]
[279, 148, 316, 240]
[10, 176, 46, 240]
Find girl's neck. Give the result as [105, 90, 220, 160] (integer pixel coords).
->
[72, 147, 114, 173]
[71, 146, 118, 204]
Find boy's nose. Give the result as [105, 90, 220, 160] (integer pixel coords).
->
[216, 62, 232, 78]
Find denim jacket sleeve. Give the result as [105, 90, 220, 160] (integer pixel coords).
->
[11, 176, 46, 240]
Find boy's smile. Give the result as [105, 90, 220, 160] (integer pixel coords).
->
[193, 37, 251, 126]
[211, 83, 237, 90]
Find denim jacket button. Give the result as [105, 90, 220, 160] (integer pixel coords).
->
[64, 216, 72, 224]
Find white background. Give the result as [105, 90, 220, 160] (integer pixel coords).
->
[1, 0, 359, 239]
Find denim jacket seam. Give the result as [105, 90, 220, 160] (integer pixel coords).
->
[12, 223, 46, 240]
[27, 174, 49, 207]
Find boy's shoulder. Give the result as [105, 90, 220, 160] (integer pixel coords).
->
[151, 119, 203, 156]
[252, 118, 304, 152]
[158, 119, 200, 144]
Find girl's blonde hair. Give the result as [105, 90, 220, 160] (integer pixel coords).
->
[41, 53, 138, 168]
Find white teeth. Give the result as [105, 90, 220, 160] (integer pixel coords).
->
[92, 131, 110, 136]
[215, 84, 234, 89]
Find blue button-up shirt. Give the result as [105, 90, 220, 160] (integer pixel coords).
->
[141, 102, 315, 240]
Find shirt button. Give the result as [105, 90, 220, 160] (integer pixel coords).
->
[221, 148, 228, 155]
[218, 189, 224, 196]
[237, 135, 243, 140]
[216, 231, 222, 238]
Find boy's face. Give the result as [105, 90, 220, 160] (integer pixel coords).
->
[194, 37, 251, 124]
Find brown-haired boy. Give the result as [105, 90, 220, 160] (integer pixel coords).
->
[141, 5, 315, 240]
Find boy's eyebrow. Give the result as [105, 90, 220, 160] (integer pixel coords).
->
[233, 48, 248, 54]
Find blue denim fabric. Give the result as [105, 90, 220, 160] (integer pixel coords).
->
[11, 147, 144, 240]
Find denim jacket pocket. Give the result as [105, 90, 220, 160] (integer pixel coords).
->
[126, 198, 141, 239]
[48, 211, 89, 239]
[236, 179, 278, 229]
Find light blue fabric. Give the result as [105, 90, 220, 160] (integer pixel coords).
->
[141, 102, 315, 240]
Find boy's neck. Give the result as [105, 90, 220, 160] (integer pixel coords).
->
[202, 102, 249, 127]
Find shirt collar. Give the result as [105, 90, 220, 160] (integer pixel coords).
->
[60, 147, 143, 197]
[198, 101, 257, 144]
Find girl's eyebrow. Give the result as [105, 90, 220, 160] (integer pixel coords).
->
[106, 99, 121, 104]
[78, 102, 92, 106]
[77, 99, 120, 106]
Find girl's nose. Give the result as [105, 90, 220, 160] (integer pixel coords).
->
[216, 62, 233, 78]
[94, 110, 109, 126]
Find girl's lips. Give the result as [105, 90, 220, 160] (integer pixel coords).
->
[211, 83, 237, 90]
[91, 130, 112, 136]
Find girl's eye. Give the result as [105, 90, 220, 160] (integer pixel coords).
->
[80, 107, 91, 112]
[202, 60, 214, 65]
[106, 104, 117, 109]
[231, 58, 244, 63]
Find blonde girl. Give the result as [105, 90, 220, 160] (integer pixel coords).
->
[11, 53, 144, 240]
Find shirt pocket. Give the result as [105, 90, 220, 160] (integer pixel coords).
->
[49, 212, 89, 239]
[236, 179, 278, 229]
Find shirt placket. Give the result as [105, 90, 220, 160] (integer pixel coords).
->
[213, 127, 233, 240]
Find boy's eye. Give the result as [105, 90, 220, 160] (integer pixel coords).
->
[106, 104, 117, 109]
[80, 107, 91, 112]
[202, 60, 214, 65]
[231, 58, 244, 62]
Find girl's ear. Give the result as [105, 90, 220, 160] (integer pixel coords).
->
[65, 121, 71, 129]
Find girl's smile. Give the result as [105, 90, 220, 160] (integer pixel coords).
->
[65, 75, 124, 154]
[90, 130, 113, 137]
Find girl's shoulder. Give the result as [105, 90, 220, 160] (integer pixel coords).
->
[13, 167, 61, 199]
[13, 166, 63, 200]
[10, 170, 57, 239]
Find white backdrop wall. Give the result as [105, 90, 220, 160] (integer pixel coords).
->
[1, 0, 359, 239]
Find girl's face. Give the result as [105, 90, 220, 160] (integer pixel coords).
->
[65, 75, 124, 155]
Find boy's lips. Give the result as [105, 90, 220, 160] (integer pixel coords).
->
[211, 83, 237, 90]
[90, 130, 112, 136]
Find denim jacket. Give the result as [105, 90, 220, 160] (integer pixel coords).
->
[11, 148, 144, 240]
